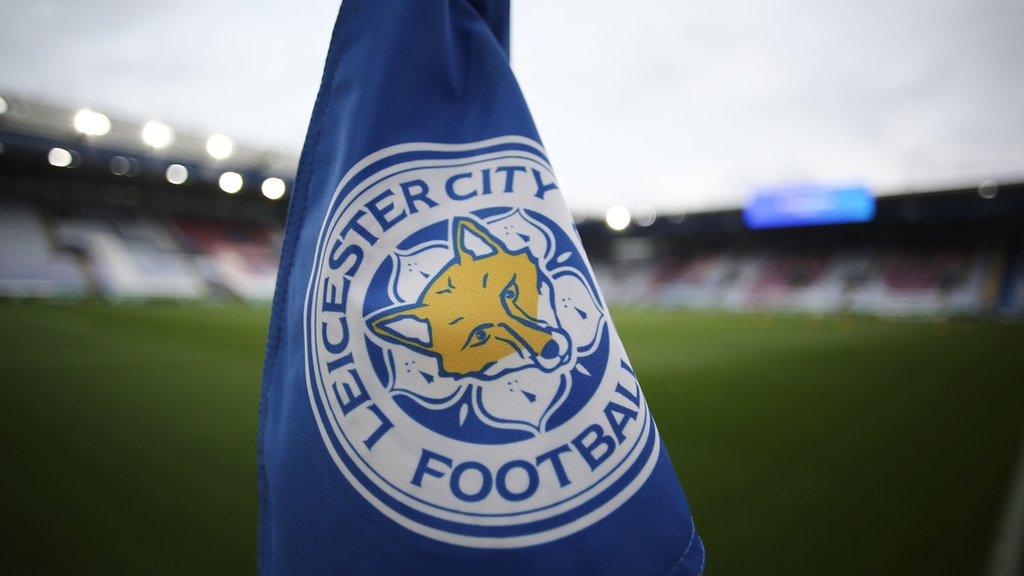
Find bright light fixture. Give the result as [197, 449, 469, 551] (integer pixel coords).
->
[110, 156, 132, 176]
[261, 177, 286, 200]
[166, 164, 189, 185]
[48, 147, 74, 167]
[634, 205, 657, 227]
[978, 180, 998, 200]
[73, 108, 111, 136]
[219, 171, 243, 193]
[0, 96, 8, 115]
[206, 133, 233, 160]
[605, 205, 631, 231]
[141, 121, 174, 149]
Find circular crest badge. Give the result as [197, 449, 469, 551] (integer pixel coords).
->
[304, 137, 658, 547]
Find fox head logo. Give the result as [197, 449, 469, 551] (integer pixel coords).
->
[369, 217, 571, 380]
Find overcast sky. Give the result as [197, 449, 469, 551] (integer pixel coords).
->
[1, 0, 1021, 213]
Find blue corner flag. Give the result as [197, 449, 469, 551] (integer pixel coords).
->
[258, 1, 705, 574]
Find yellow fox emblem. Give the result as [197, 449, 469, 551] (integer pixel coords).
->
[369, 217, 570, 379]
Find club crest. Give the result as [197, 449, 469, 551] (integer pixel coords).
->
[304, 137, 659, 547]
[369, 217, 572, 381]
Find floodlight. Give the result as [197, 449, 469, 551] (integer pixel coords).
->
[166, 164, 189, 185]
[219, 171, 243, 193]
[206, 133, 233, 160]
[73, 109, 111, 136]
[605, 205, 631, 231]
[48, 147, 74, 167]
[142, 121, 174, 148]
[262, 177, 286, 200]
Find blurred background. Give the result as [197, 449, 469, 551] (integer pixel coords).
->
[1, 1, 1022, 574]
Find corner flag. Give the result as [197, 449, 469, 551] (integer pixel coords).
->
[258, 1, 705, 574]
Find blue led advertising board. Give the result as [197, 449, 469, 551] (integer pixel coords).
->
[743, 183, 875, 229]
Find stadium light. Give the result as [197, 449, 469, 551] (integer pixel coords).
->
[73, 108, 111, 136]
[219, 171, 243, 193]
[141, 121, 174, 149]
[261, 177, 286, 200]
[110, 156, 132, 176]
[978, 180, 998, 200]
[166, 164, 189, 185]
[634, 205, 657, 227]
[605, 205, 631, 231]
[0, 96, 8, 115]
[48, 147, 74, 168]
[206, 133, 234, 160]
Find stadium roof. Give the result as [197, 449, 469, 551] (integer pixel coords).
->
[0, 95, 296, 175]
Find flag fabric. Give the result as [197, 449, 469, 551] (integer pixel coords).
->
[258, 1, 705, 574]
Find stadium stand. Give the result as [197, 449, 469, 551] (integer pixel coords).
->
[846, 247, 995, 316]
[593, 242, 1004, 317]
[0, 201, 87, 297]
[174, 218, 281, 301]
[1002, 250, 1024, 315]
[2, 95, 1022, 317]
[655, 254, 736, 309]
[1, 188, 1020, 316]
[53, 212, 207, 300]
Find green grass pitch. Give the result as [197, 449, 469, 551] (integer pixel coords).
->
[1, 302, 1022, 574]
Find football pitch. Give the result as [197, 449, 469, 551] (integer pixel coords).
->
[1, 301, 1022, 575]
